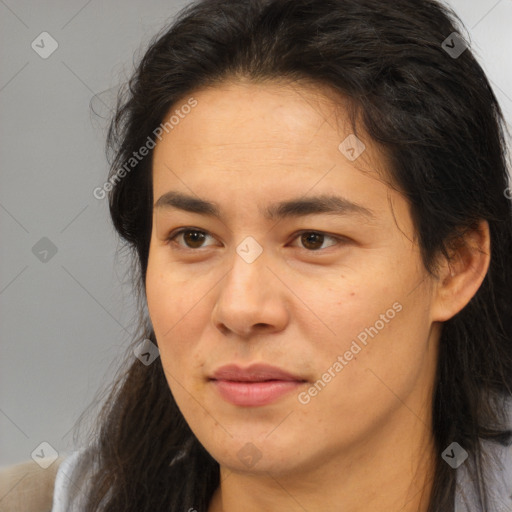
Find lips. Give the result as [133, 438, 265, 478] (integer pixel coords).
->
[211, 363, 304, 382]
[209, 363, 307, 407]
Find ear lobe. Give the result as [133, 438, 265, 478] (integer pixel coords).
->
[431, 220, 491, 323]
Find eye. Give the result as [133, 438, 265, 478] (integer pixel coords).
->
[167, 228, 344, 252]
[167, 228, 217, 250]
[291, 231, 341, 251]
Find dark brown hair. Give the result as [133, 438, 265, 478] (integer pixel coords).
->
[71, 0, 512, 510]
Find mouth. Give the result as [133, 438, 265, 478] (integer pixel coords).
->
[209, 363, 308, 407]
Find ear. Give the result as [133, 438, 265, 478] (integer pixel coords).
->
[431, 220, 490, 322]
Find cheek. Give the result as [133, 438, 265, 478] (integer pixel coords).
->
[309, 277, 397, 351]
[145, 263, 214, 385]
[146, 249, 196, 334]
[310, 271, 433, 394]
[302, 301, 434, 442]
[146, 266, 187, 358]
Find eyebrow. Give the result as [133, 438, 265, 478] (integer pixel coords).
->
[154, 191, 375, 221]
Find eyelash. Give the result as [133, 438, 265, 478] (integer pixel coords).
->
[166, 227, 347, 252]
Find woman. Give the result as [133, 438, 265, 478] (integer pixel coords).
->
[52, 0, 512, 510]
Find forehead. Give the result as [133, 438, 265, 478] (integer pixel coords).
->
[194, 80, 342, 137]
[153, 80, 390, 176]
[151, 80, 405, 227]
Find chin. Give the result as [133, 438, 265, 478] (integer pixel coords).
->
[201, 434, 309, 477]
[220, 453, 297, 476]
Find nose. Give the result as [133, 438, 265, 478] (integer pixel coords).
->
[211, 246, 289, 339]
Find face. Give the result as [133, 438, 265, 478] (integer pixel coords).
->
[146, 80, 439, 478]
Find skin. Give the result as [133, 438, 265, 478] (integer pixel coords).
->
[145, 79, 490, 512]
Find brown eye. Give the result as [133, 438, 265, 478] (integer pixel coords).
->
[296, 231, 339, 251]
[182, 230, 207, 248]
[301, 232, 325, 250]
[168, 228, 215, 249]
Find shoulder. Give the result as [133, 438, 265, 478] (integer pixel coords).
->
[0, 456, 64, 512]
[51, 448, 93, 512]
[455, 398, 512, 512]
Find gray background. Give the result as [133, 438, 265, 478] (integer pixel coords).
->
[1, 0, 511, 467]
